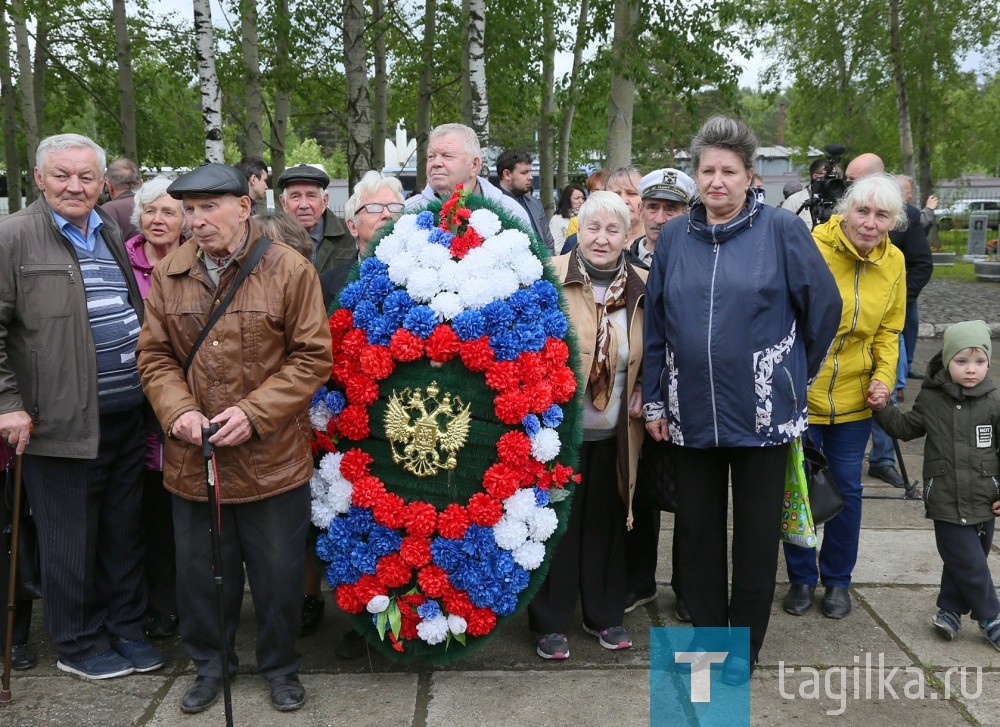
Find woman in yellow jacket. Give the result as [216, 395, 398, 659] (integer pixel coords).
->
[783, 173, 907, 620]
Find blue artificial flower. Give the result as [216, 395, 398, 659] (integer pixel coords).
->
[451, 310, 486, 340]
[490, 330, 522, 362]
[315, 531, 337, 563]
[382, 290, 414, 325]
[532, 280, 559, 310]
[326, 553, 360, 586]
[326, 390, 346, 414]
[534, 487, 550, 508]
[325, 517, 354, 550]
[345, 506, 376, 535]
[365, 315, 395, 346]
[428, 228, 453, 247]
[364, 274, 395, 304]
[516, 323, 547, 352]
[360, 257, 389, 278]
[367, 525, 403, 558]
[541, 310, 568, 338]
[416, 211, 435, 230]
[491, 549, 517, 577]
[417, 600, 441, 620]
[493, 590, 519, 616]
[467, 574, 502, 610]
[311, 386, 328, 408]
[541, 405, 563, 428]
[522, 414, 541, 437]
[338, 281, 366, 310]
[430, 538, 465, 572]
[461, 525, 498, 559]
[403, 305, 438, 339]
[481, 300, 515, 335]
[349, 543, 378, 574]
[508, 289, 541, 320]
[352, 300, 379, 330]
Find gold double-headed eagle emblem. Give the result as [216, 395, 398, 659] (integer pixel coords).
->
[384, 381, 472, 477]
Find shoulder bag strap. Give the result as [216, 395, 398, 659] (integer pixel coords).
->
[182, 236, 273, 377]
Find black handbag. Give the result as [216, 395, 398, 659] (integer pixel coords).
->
[802, 441, 843, 525]
[636, 431, 678, 513]
[2, 456, 44, 600]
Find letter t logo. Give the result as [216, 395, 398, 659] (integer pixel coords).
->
[675, 651, 729, 702]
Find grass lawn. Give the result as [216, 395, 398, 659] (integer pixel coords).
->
[930, 261, 976, 282]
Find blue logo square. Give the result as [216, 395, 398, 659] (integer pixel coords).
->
[650, 627, 750, 727]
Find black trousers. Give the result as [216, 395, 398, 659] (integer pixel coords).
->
[529, 437, 626, 634]
[673, 443, 788, 662]
[172, 484, 310, 681]
[142, 469, 177, 620]
[23, 407, 146, 660]
[934, 519, 1000, 622]
[624, 478, 683, 597]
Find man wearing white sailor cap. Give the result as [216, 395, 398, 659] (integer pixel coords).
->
[625, 168, 695, 271]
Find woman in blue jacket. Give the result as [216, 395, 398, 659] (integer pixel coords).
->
[642, 116, 841, 683]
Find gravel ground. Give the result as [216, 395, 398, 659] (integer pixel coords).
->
[913, 276, 1000, 335]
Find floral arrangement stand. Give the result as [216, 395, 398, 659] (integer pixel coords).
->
[308, 187, 583, 663]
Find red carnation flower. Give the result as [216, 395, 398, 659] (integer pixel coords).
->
[351, 475, 386, 508]
[459, 337, 495, 372]
[345, 375, 379, 407]
[437, 504, 470, 540]
[494, 392, 531, 425]
[389, 329, 424, 362]
[375, 554, 412, 588]
[425, 325, 461, 363]
[466, 607, 497, 637]
[400, 617, 419, 640]
[497, 430, 532, 467]
[331, 353, 356, 386]
[485, 360, 522, 392]
[335, 584, 363, 614]
[341, 328, 368, 357]
[516, 352, 545, 385]
[372, 492, 406, 529]
[525, 382, 555, 413]
[542, 338, 570, 367]
[387, 631, 404, 652]
[337, 404, 371, 440]
[405, 502, 438, 538]
[442, 592, 474, 619]
[329, 307, 354, 336]
[467, 492, 503, 527]
[550, 463, 575, 488]
[548, 367, 578, 402]
[354, 574, 385, 604]
[417, 565, 451, 598]
[339, 448, 373, 481]
[400, 535, 432, 568]
[482, 463, 519, 501]
[313, 431, 337, 455]
[360, 345, 395, 380]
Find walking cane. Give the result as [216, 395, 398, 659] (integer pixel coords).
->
[202, 424, 234, 727]
[1, 454, 24, 706]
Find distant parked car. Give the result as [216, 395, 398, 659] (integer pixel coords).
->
[935, 198, 1000, 230]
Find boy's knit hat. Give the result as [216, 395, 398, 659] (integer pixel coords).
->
[942, 320, 992, 366]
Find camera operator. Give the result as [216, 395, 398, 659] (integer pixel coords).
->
[782, 155, 843, 228]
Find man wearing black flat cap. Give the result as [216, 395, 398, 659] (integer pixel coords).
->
[136, 162, 333, 715]
[277, 164, 357, 273]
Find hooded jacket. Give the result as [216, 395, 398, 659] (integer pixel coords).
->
[807, 215, 906, 425]
[642, 192, 841, 449]
[874, 352, 1000, 525]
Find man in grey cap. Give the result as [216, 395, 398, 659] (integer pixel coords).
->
[277, 164, 357, 273]
[137, 162, 333, 714]
[0, 133, 161, 680]
[626, 168, 695, 270]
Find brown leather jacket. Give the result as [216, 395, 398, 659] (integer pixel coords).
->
[137, 221, 332, 503]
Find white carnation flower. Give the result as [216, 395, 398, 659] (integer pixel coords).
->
[366, 595, 391, 613]
[528, 506, 559, 542]
[310, 500, 335, 529]
[375, 234, 404, 264]
[457, 276, 498, 309]
[492, 515, 529, 550]
[393, 214, 419, 237]
[489, 268, 520, 301]
[402, 227, 431, 254]
[512, 540, 545, 570]
[456, 246, 493, 276]
[446, 614, 467, 635]
[511, 253, 544, 286]
[309, 404, 331, 432]
[406, 266, 442, 302]
[325, 477, 353, 515]
[469, 208, 502, 238]
[318, 451, 345, 484]
[436, 259, 462, 292]
[387, 251, 417, 285]
[530, 428, 561, 462]
[417, 242, 451, 269]
[430, 291, 464, 321]
[503, 489, 537, 522]
[416, 614, 449, 644]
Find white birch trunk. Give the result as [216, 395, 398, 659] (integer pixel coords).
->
[193, 0, 223, 163]
[467, 0, 488, 143]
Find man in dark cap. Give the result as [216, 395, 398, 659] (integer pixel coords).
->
[277, 164, 357, 273]
[136, 162, 333, 714]
[0, 133, 161, 680]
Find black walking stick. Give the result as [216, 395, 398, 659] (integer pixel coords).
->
[202, 424, 234, 727]
[1, 454, 24, 706]
[863, 437, 921, 500]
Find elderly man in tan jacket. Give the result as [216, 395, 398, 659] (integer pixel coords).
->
[137, 163, 332, 715]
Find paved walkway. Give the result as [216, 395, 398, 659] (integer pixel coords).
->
[4, 294, 1000, 726]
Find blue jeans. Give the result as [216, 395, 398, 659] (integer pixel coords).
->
[784, 418, 873, 588]
[869, 336, 909, 467]
[903, 298, 919, 368]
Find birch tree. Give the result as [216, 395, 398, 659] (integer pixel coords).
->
[344, 0, 373, 187]
[415, 0, 436, 189]
[269, 0, 291, 181]
[557, 0, 589, 189]
[370, 0, 388, 171]
[10, 0, 38, 200]
[112, 0, 138, 160]
[606, 0, 638, 168]
[461, 0, 488, 144]
[0, 0, 22, 212]
[538, 0, 555, 217]
[888, 0, 914, 179]
[241, 0, 264, 158]
[193, 0, 223, 163]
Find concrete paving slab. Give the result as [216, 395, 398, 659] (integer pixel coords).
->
[948, 669, 1000, 726]
[0, 675, 170, 727]
[852, 529, 943, 585]
[426, 670, 649, 727]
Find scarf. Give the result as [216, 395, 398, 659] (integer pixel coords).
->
[577, 251, 628, 411]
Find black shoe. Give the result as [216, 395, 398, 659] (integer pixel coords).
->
[144, 613, 179, 639]
[269, 673, 306, 712]
[674, 598, 691, 623]
[868, 463, 905, 488]
[300, 594, 325, 637]
[181, 675, 223, 714]
[720, 654, 754, 686]
[334, 629, 367, 660]
[907, 370, 924, 380]
[821, 586, 852, 618]
[782, 584, 815, 616]
[11, 642, 37, 671]
[623, 586, 657, 614]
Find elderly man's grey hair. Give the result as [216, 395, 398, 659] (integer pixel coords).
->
[344, 171, 404, 222]
[35, 134, 107, 176]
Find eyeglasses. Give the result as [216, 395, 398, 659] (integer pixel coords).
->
[361, 202, 405, 214]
